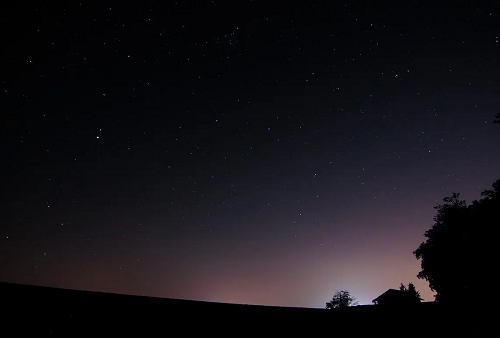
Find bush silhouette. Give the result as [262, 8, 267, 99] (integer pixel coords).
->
[325, 290, 358, 309]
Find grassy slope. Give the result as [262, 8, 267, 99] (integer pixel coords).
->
[1, 281, 495, 336]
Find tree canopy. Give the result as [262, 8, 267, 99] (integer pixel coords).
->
[413, 179, 500, 304]
[325, 290, 358, 309]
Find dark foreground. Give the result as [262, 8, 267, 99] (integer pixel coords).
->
[1, 281, 496, 336]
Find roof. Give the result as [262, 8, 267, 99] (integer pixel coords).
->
[372, 289, 404, 303]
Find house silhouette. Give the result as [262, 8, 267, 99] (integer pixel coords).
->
[372, 289, 412, 307]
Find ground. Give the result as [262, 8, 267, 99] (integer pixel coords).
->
[1, 282, 496, 336]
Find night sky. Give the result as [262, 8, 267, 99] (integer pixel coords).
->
[1, 1, 499, 308]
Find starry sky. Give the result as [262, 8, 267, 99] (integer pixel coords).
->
[1, 1, 499, 308]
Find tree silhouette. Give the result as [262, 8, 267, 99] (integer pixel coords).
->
[399, 282, 423, 303]
[494, 112, 500, 124]
[413, 179, 500, 304]
[325, 290, 358, 309]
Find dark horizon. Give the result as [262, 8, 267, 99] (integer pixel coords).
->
[1, 279, 438, 308]
[1, 1, 499, 307]
[0, 280, 437, 308]
[4, 280, 496, 336]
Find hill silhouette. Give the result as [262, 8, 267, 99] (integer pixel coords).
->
[1, 282, 496, 336]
